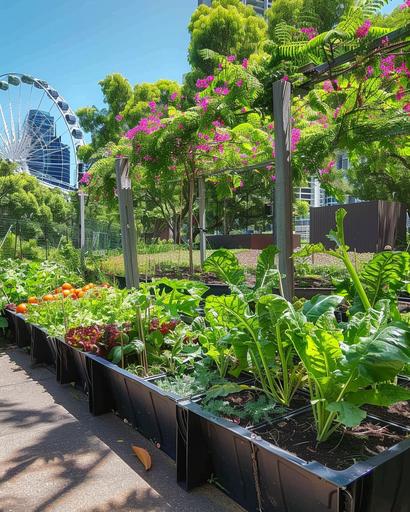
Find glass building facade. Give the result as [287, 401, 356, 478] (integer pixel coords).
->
[25, 109, 71, 188]
[198, 0, 272, 15]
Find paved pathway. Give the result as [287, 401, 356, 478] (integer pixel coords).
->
[0, 346, 243, 512]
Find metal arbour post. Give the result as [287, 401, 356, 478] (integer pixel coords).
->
[273, 79, 295, 300]
[198, 174, 206, 266]
[115, 157, 140, 288]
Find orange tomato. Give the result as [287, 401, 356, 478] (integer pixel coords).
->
[82, 285, 90, 292]
[62, 289, 71, 297]
[75, 288, 82, 295]
[43, 294, 54, 302]
[28, 296, 38, 304]
[54, 287, 62, 294]
[62, 283, 73, 290]
[77, 290, 85, 298]
[16, 303, 28, 314]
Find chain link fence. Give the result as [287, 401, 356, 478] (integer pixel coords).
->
[0, 215, 122, 260]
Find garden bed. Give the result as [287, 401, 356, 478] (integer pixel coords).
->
[177, 400, 410, 512]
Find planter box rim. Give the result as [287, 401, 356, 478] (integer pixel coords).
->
[179, 398, 410, 488]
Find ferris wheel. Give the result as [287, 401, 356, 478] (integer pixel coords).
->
[0, 73, 84, 190]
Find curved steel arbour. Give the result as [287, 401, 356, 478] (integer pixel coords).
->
[0, 72, 84, 190]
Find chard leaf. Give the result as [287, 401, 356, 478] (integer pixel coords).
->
[203, 249, 245, 286]
[302, 295, 344, 323]
[255, 245, 279, 292]
[204, 382, 251, 402]
[343, 321, 410, 383]
[351, 252, 410, 314]
[204, 295, 258, 337]
[326, 401, 366, 428]
[348, 383, 410, 407]
[292, 326, 343, 381]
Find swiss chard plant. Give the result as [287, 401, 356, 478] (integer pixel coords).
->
[289, 299, 410, 442]
[203, 292, 342, 405]
[203, 245, 280, 300]
[294, 208, 410, 319]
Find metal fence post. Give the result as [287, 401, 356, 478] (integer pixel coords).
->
[115, 157, 139, 288]
[198, 175, 206, 266]
[273, 79, 295, 300]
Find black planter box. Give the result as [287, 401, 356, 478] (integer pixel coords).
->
[14, 313, 32, 348]
[2, 309, 16, 342]
[56, 338, 92, 396]
[30, 324, 57, 368]
[89, 356, 182, 460]
[177, 402, 410, 512]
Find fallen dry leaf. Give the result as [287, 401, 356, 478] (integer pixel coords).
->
[132, 445, 152, 471]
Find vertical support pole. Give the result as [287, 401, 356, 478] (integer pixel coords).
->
[273, 80, 294, 300]
[198, 175, 206, 266]
[115, 157, 139, 288]
[79, 190, 86, 267]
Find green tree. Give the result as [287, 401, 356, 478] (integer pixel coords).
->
[188, 0, 267, 74]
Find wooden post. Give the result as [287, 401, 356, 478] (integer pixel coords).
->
[273, 80, 294, 300]
[198, 175, 206, 266]
[115, 157, 140, 288]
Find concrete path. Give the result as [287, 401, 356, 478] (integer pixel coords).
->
[0, 347, 243, 512]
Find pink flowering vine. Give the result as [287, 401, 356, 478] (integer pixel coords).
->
[79, 171, 91, 185]
[215, 86, 230, 96]
[125, 115, 163, 139]
[356, 20, 371, 39]
[227, 55, 236, 63]
[242, 58, 248, 69]
[214, 132, 231, 143]
[319, 160, 335, 176]
[404, 103, 410, 115]
[300, 27, 318, 40]
[365, 66, 374, 79]
[400, 0, 410, 9]
[196, 76, 214, 89]
[380, 55, 395, 77]
[291, 128, 301, 152]
[396, 86, 405, 101]
[170, 92, 178, 101]
[236, 79, 243, 87]
[115, 114, 123, 122]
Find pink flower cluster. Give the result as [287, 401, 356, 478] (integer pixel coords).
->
[380, 55, 396, 77]
[319, 160, 335, 176]
[214, 132, 230, 143]
[356, 20, 371, 39]
[323, 80, 338, 92]
[115, 114, 123, 122]
[196, 75, 214, 89]
[242, 58, 248, 69]
[400, 0, 410, 8]
[125, 115, 163, 139]
[170, 92, 178, 101]
[300, 27, 318, 40]
[195, 93, 209, 111]
[79, 171, 91, 185]
[291, 128, 301, 152]
[215, 86, 230, 96]
[227, 55, 236, 63]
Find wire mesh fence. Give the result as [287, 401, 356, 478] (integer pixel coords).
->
[0, 215, 122, 260]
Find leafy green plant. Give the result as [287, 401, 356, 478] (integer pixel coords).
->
[295, 209, 410, 318]
[289, 299, 410, 442]
[203, 245, 279, 299]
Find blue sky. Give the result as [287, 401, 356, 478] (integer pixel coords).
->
[0, 0, 402, 114]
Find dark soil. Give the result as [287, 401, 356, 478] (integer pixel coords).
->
[365, 379, 410, 429]
[257, 412, 408, 470]
[203, 390, 308, 429]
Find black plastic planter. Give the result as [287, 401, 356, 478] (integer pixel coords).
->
[14, 313, 31, 348]
[89, 356, 181, 460]
[30, 324, 57, 368]
[177, 402, 410, 512]
[56, 338, 92, 395]
[2, 309, 16, 342]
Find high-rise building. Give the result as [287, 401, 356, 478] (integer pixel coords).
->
[25, 110, 71, 188]
[198, 0, 272, 16]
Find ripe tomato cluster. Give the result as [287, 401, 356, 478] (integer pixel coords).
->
[15, 282, 111, 315]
